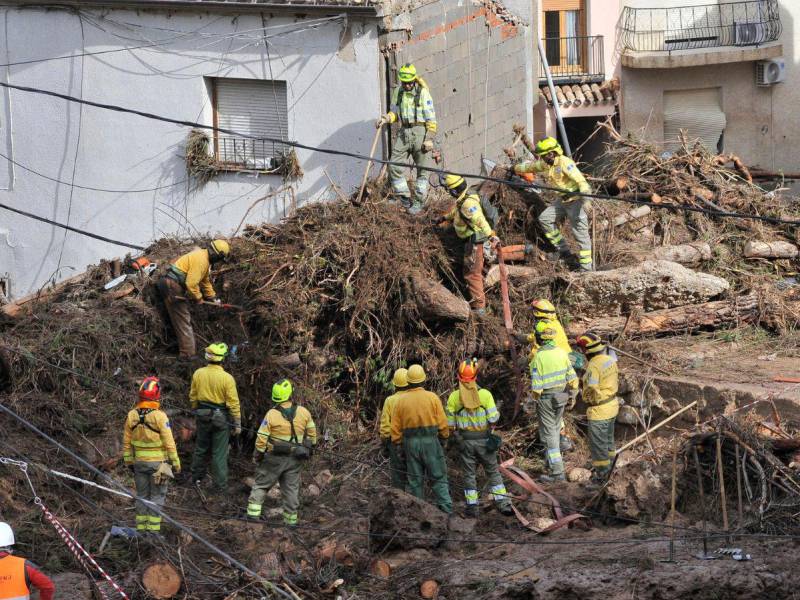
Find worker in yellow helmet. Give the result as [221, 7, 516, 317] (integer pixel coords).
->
[123, 377, 180, 535]
[157, 239, 231, 358]
[189, 342, 241, 493]
[247, 379, 317, 526]
[576, 332, 619, 486]
[377, 63, 437, 214]
[514, 137, 593, 271]
[440, 173, 500, 316]
[530, 321, 578, 483]
[380, 368, 410, 489]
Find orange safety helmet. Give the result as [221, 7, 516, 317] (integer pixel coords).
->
[458, 358, 479, 382]
[138, 376, 161, 401]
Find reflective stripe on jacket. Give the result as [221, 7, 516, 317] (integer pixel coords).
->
[171, 248, 215, 301]
[380, 391, 408, 440]
[389, 83, 436, 127]
[189, 364, 241, 422]
[583, 353, 620, 421]
[515, 155, 590, 196]
[446, 388, 499, 431]
[530, 344, 578, 395]
[390, 387, 449, 444]
[255, 403, 317, 453]
[0, 554, 29, 600]
[122, 402, 180, 465]
[445, 192, 493, 241]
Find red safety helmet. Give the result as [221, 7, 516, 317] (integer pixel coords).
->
[576, 332, 605, 354]
[138, 376, 161, 401]
[458, 358, 479, 382]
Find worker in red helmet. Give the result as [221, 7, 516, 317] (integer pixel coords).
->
[446, 359, 513, 518]
[123, 377, 181, 536]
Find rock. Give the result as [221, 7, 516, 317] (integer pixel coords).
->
[531, 517, 557, 530]
[306, 483, 321, 497]
[369, 489, 449, 551]
[605, 462, 667, 520]
[49, 573, 92, 599]
[566, 467, 592, 483]
[314, 469, 334, 490]
[565, 260, 730, 316]
[243, 477, 256, 489]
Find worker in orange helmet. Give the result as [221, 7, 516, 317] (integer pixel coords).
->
[446, 359, 513, 518]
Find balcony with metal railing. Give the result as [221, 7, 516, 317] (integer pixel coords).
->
[619, 0, 783, 68]
[538, 35, 605, 84]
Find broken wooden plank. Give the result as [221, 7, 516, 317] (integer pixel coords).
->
[743, 241, 799, 259]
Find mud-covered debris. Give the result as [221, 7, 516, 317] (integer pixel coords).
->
[369, 488, 449, 551]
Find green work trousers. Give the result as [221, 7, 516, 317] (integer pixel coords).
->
[191, 412, 230, 489]
[404, 435, 452, 514]
[537, 393, 567, 476]
[134, 461, 168, 532]
[588, 417, 616, 476]
[247, 453, 302, 525]
[459, 438, 511, 509]
[539, 198, 592, 270]
[389, 442, 406, 490]
[388, 125, 431, 205]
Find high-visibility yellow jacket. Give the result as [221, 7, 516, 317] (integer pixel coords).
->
[446, 387, 499, 432]
[515, 155, 591, 198]
[380, 390, 409, 440]
[255, 402, 317, 453]
[171, 248, 216, 301]
[388, 80, 437, 132]
[122, 402, 180, 466]
[530, 343, 578, 397]
[189, 364, 241, 423]
[583, 353, 620, 421]
[526, 316, 571, 360]
[391, 387, 449, 444]
[445, 192, 494, 241]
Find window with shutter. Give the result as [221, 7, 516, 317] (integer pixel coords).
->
[663, 88, 726, 153]
[212, 78, 288, 170]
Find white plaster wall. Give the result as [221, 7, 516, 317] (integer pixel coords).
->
[0, 6, 381, 298]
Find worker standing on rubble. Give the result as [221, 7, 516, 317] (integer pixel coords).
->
[247, 379, 317, 526]
[446, 359, 513, 518]
[576, 332, 619, 485]
[440, 173, 500, 316]
[0, 522, 55, 599]
[391, 364, 452, 514]
[123, 377, 181, 535]
[376, 63, 437, 213]
[530, 322, 578, 483]
[157, 240, 231, 358]
[380, 368, 410, 489]
[513, 138, 593, 271]
[189, 343, 241, 493]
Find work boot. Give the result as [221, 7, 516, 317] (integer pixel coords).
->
[408, 202, 423, 215]
[464, 504, 479, 519]
[579, 262, 594, 272]
[397, 195, 413, 210]
[559, 434, 574, 453]
[498, 504, 514, 517]
[539, 473, 566, 484]
[471, 307, 487, 318]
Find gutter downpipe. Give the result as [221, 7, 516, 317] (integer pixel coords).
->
[536, 36, 571, 157]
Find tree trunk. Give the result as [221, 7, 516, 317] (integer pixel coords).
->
[484, 265, 550, 289]
[410, 275, 470, 322]
[652, 242, 712, 266]
[142, 562, 182, 599]
[598, 205, 651, 230]
[744, 241, 799, 259]
[566, 292, 759, 337]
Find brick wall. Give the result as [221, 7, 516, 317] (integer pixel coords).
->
[380, 0, 535, 176]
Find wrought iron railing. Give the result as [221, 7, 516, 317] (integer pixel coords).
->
[619, 0, 781, 52]
[215, 136, 286, 170]
[539, 35, 605, 84]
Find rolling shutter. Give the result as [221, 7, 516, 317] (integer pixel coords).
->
[214, 78, 288, 167]
[663, 88, 726, 152]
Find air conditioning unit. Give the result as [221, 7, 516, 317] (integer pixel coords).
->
[756, 58, 786, 86]
[734, 22, 763, 46]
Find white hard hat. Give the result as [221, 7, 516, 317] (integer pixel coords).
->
[0, 522, 15, 547]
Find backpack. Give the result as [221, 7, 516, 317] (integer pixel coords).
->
[458, 191, 498, 231]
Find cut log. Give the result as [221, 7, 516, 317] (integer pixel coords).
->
[565, 260, 730, 316]
[484, 265, 550, 289]
[420, 580, 440, 599]
[410, 275, 470, 322]
[743, 241, 799, 259]
[105, 282, 135, 301]
[599, 205, 651, 230]
[652, 243, 712, 266]
[566, 292, 759, 338]
[142, 562, 182, 599]
[370, 559, 392, 579]
[274, 352, 302, 368]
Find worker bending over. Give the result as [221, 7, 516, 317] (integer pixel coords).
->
[157, 239, 231, 358]
[377, 63, 437, 213]
[441, 173, 500, 315]
[514, 138, 593, 271]
[446, 359, 513, 518]
[248, 379, 317, 526]
[190, 343, 241, 493]
[391, 364, 452, 514]
[123, 377, 180, 535]
[380, 368, 410, 489]
[530, 322, 578, 483]
[576, 332, 619, 485]
[0, 522, 55, 600]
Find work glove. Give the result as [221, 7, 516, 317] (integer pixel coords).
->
[252, 451, 264, 465]
[567, 389, 578, 411]
[172, 462, 182, 474]
[489, 235, 501, 248]
[422, 139, 434, 153]
[375, 115, 388, 129]
[232, 423, 242, 436]
[211, 297, 222, 305]
[512, 331, 529, 345]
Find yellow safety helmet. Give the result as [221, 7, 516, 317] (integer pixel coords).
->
[209, 239, 231, 261]
[398, 63, 418, 83]
[406, 364, 427, 384]
[392, 368, 409, 389]
[442, 173, 465, 190]
[576, 332, 606, 355]
[531, 298, 557, 319]
[204, 342, 229, 363]
[535, 137, 563, 156]
[272, 379, 293, 403]
[534, 320, 557, 341]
